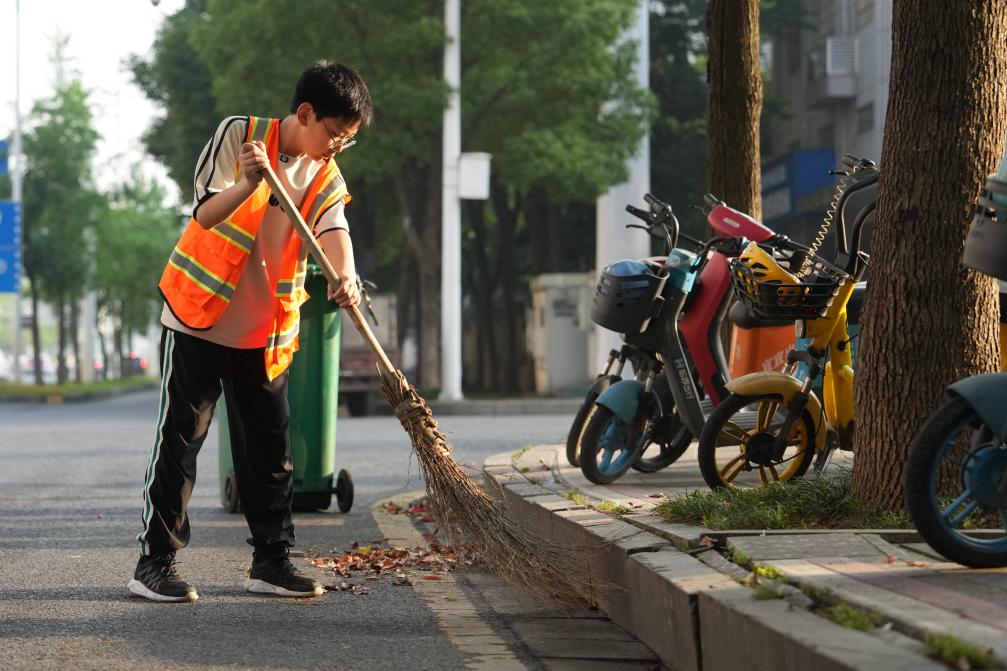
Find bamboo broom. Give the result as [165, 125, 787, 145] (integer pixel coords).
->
[261, 165, 598, 600]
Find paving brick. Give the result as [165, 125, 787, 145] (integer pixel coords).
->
[626, 551, 735, 671]
[728, 533, 885, 561]
[698, 582, 946, 671]
[510, 618, 636, 641]
[542, 661, 659, 671]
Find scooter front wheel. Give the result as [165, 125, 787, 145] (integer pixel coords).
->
[904, 395, 1007, 568]
[580, 405, 649, 485]
[631, 412, 692, 472]
[697, 392, 815, 490]
[566, 375, 618, 467]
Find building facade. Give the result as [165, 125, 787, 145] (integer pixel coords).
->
[762, 0, 891, 248]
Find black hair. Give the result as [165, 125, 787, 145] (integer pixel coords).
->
[290, 60, 373, 127]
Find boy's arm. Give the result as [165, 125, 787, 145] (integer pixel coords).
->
[319, 229, 360, 308]
[194, 141, 269, 229]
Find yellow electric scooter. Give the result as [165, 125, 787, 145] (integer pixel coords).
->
[696, 156, 878, 489]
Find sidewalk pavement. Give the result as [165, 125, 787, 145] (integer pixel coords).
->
[483, 443, 1007, 671]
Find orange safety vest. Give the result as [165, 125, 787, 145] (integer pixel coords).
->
[159, 115, 351, 380]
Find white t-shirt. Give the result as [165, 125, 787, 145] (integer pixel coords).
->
[161, 116, 349, 348]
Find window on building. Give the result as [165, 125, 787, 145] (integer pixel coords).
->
[856, 103, 874, 135]
[856, 0, 874, 28]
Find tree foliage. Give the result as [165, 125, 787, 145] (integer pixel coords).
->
[129, 0, 221, 204]
[94, 172, 180, 373]
[21, 38, 101, 382]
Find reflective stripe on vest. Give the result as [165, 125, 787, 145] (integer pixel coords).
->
[159, 114, 350, 379]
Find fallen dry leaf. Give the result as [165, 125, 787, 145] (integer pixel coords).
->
[423, 575, 441, 581]
[884, 555, 897, 564]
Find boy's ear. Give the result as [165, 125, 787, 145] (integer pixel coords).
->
[295, 102, 315, 126]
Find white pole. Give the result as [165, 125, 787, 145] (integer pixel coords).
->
[440, 0, 463, 401]
[11, 0, 23, 384]
[590, 0, 651, 378]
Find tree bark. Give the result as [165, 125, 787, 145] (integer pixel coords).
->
[56, 294, 68, 385]
[70, 301, 81, 383]
[852, 0, 1007, 508]
[706, 0, 762, 219]
[27, 277, 42, 385]
[491, 178, 523, 392]
[393, 168, 441, 390]
[466, 199, 498, 391]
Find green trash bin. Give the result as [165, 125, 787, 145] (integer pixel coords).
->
[218, 264, 354, 514]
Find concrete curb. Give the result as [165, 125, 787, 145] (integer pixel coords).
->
[0, 380, 159, 404]
[484, 445, 950, 671]
[428, 397, 582, 416]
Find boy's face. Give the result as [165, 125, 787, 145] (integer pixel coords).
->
[316, 115, 362, 161]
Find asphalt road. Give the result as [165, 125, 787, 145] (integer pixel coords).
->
[0, 389, 572, 670]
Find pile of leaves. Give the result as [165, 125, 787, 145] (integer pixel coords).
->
[309, 500, 477, 595]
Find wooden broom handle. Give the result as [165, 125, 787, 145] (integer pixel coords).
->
[261, 165, 396, 375]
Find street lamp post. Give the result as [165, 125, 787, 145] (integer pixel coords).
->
[440, 0, 463, 401]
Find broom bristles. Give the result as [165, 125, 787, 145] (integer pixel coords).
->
[379, 369, 615, 603]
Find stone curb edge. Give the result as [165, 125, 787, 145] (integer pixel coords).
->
[483, 447, 952, 671]
[0, 380, 159, 404]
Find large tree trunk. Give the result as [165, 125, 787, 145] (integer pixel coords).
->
[706, 0, 762, 219]
[466, 199, 498, 391]
[393, 169, 441, 390]
[852, 0, 1007, 508]
[70, 300, 81, 383]
[56, 294, 68, 385]
[492, 179, 523, 393]
[28, 276, 43, 385]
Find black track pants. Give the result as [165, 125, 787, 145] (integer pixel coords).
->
[137, 328, 294, 556]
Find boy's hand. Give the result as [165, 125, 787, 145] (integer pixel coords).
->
[327, 273, 360, 308]
[239, 141, 269, 186]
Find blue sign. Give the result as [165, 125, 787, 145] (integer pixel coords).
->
[0, 201, 22, 293]
[761, 149, 837, 223]
[0, 141, 7, 177]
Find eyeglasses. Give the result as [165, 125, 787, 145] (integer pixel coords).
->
[321, 120, 358, 151]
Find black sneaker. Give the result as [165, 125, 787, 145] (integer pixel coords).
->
[244, 550, 322, 597]
[127, 552, 198, 603]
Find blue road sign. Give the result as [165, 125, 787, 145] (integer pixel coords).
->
[0, 201, 22, 293]
[0, 141, 7, 177]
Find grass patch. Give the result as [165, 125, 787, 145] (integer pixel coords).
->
[729, 546, 752, 567]
[652, 469, 911, 530]
[519, 467, 530, 474]
[818, 603, 885, 632]
[562, 487, 592, 508]
[753, 582, 786, 600]
[596, 500, 630, 515]
[755, 564, 785, 581]
[0, 376, 157, 399]
[925, 633, 996, 670]
[800, 583, 833, 602]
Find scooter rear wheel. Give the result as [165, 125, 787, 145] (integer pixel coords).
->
[904, 395, 1007, 568]
[580, 405, 649, 485]
[697, 392, 815, 490]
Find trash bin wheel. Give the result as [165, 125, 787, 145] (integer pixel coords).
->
[335, 469, 354, 513]
[223, 469, 241, 513]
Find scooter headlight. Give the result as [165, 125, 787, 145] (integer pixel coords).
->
[795, 320, 806, 339]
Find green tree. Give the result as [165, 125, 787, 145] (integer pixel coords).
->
[93, 172, 180, 378]
[650, 1, 708, 241]
[21, 38, 101, 384]
[461, 0, 653, 391]
[129, 0, 221, 204]
[135, 0, 651, 392]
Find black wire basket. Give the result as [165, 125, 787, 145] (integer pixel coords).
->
[729, 256, 849, 320]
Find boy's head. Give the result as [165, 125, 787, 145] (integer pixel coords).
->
[290, 61, 373, 128]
